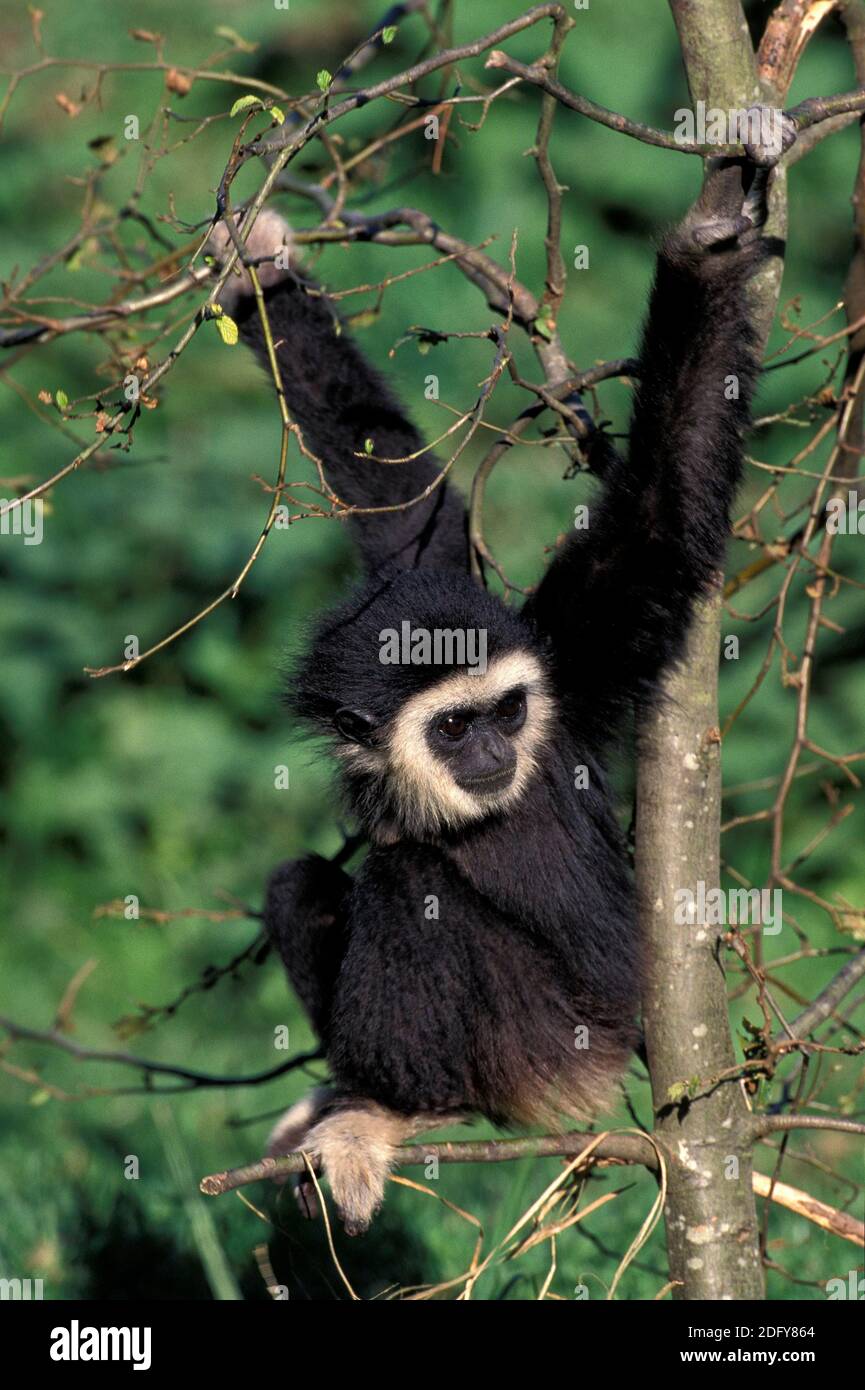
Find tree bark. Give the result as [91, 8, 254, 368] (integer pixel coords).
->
[636, 0, 784, 1302]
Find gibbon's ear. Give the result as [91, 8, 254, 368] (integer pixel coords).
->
[333, 707, 378, 746]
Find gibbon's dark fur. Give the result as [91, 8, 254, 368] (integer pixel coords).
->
[209, 133, 790, 1233]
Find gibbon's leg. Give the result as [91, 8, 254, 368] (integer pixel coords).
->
[267, 1092, 462, 1232]
[205, 209, 468, 575]
[262, 856, 350, 1220]
[263, 854, 351, 1041]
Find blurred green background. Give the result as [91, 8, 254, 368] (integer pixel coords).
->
[0, 0, 862, 1300]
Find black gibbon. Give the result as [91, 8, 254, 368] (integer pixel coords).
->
[207, 115, 792, 1234]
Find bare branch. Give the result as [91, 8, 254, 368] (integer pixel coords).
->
[199, 1129, 660, 1196]
[0, 1015, 321, 1091]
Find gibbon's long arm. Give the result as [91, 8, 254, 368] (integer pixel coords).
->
[264, 854, 351, 1041]
[208, 212, 469, 576]
[526, 156, 784, 745]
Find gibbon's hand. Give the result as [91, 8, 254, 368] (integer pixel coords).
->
[672, 105, 798, 263]
[741, 104, 799, 168]
[205, 208, 296, 312]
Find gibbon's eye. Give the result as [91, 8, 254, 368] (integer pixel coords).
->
[495, 690, 526, 722]
[438, 711, 470, 740]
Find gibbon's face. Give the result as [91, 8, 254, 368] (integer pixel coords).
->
[334, 649, 556, 835]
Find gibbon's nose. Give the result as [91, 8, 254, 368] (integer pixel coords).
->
[455, 730, 517, 796]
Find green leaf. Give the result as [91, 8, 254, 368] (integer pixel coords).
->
[667, 1077, 702, 1103]
[269, 105, 285, 125]
[316, 69, 332, 92]
[55, 389, 69, 411]
[363, 438, 374, 455]
[30, 1088, 52, 1107]
[382, 26, 397, 44]
[229, 94, 261, 118]
[215, 313, 239, 345]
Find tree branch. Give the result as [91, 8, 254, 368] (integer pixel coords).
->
[753, 1115, 865, 1138]
[0, 1015, 321, 1091]
[783, 947, 865, 1040]
[485, 50, 865, 156]
[199, 1129, 660, 1196]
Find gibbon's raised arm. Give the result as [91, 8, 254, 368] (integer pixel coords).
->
[207, 211, 469, 577]
[526, 156, 784, 746]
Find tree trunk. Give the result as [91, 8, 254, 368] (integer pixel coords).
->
[636, 0, 785, 1302]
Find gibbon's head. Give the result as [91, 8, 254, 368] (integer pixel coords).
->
[291, 569, 556, 839]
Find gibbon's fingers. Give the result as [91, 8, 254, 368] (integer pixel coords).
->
[205, 207, 295, 310]
[742, 105, 798, 168]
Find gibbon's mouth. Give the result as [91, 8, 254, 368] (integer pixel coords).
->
[456, 766, 516, 797]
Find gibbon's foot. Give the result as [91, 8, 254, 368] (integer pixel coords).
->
[266, 1091, 402, 1232]
[269, 1097, 462, 1235]
[297, 1103, 411, 1236]
[205, 207, 295, 311]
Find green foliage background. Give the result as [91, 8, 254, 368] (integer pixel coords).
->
[0, 0, 862, 1300]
